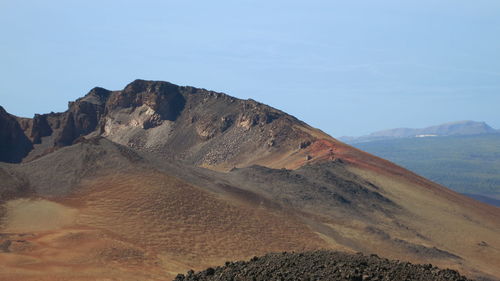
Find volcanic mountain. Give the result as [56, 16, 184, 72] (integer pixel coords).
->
[0, 80, 499, 281]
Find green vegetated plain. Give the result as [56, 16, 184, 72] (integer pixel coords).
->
[354, 134, 500, 202]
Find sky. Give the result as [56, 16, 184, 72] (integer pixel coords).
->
[1, 0, 499, 137]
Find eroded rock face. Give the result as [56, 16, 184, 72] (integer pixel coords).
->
[0, 106, 33, 163]
[107, 80, 186, 122]
[0, 80, 188, 161]
[54, 87, 111, 147]
[0, 79, 308, 167]
[101, 104, 168, 145]
[30, 114, 53, 144]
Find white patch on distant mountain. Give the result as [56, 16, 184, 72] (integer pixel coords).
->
[415, 134, 438, 138]
[341, 121, 498, 144]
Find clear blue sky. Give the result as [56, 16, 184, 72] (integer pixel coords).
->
[1, 0, 499, 136]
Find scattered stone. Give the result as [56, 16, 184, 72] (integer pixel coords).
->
[0, 240, 12, 252]
[173, 251, 472, 281]
[299, 141, 312, 149]
[477, 241, 488, 247]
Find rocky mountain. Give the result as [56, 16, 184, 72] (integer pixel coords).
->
[341, 121, 498, 144]
[0, 80, 499, 281]
[3, 80, 332, 169]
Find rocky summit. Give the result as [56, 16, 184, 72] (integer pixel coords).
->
[0, 80, 499, 281]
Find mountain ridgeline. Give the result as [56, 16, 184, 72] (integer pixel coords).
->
[341, 121, 498, 144]
[1, 80, 327, 170]
[0, 80, 499, 281]
[344, 123, 500, 207]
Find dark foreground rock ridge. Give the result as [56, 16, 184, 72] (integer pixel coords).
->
[174, 251, 473, 281]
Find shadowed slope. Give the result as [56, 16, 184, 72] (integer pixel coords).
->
[0, 106, 32, 163]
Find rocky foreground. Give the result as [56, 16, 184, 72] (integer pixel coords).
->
[174, 251, 472, 281]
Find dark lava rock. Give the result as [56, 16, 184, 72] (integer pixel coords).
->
[55, 87, 111, 146]
[173, 251, 473, 281]
[0, 106, 33, 163]
[108, 79, 186, 122]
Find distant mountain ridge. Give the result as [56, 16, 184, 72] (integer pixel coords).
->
[341, 121, 498, 144]
[353, 134, 500, 207]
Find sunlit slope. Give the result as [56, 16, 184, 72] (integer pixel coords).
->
[0, 138, 499, 280]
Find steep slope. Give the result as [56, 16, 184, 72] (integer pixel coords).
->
[0, 80, 499, 280]
[0, 106, 32, 163]
[464, 193, 500, 207]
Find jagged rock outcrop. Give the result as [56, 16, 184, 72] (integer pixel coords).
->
[0, 106, 33, 163]
[107, 80, 185, 123]
[55, 87, 111, 146]
[1, 80, 325, 169]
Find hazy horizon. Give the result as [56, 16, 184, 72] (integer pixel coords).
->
[1, 0, 499, 136]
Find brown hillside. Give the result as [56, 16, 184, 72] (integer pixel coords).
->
[0, 80, 499, 280]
